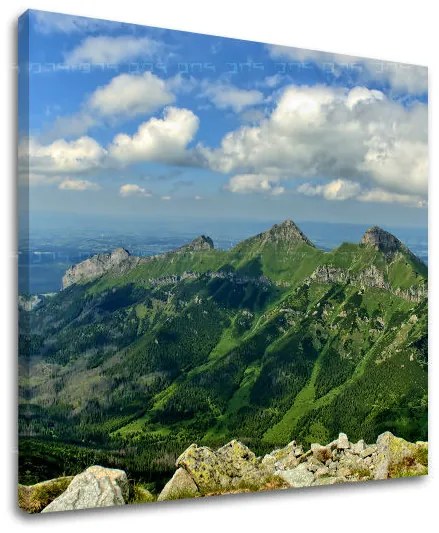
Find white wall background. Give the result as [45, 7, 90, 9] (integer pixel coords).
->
[1, 1, 436, 531]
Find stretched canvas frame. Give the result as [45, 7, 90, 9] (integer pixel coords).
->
[18, 9, 428, 514]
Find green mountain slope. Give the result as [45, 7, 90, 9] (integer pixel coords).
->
[18, 221, 428, 488]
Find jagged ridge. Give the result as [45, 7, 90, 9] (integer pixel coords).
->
[62, 248, 137, 289]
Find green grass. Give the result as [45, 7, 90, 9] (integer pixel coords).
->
[135, 303, 148, 319]
[88, 249, 228, 295]
[128, 483, 156, 504]
[387, 253, 427, 289]
[18, 477, 73, 513]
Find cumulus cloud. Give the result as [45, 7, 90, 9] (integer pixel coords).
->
[48, 72, 179, 138]
[297, 179, 425, 207]
[161, 195, 172, 201]
[89, 72, 175, 118]
[23, 104, 200, 178]
[24, 136, 107, 173]
[109, 106, 199, 165]
[119, 184, 152, 197]
[226, 174, 285, 195]
[65, 35, 164, 65]
[202, 84, 427, 204]
[58, 179, 100, 191]
[345, 86, 384, 109]
[298, 179, 361, 201]
[201, 82, 264, 112]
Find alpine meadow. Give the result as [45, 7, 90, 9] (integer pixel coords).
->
[18, 10, 428, 512]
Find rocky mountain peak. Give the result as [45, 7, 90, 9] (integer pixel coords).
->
[179, 235, 214, 252]
[361, 226, 405, 254]
[111, 247, 131, 260]
[265, 219, 314, 246]
[62, 247, 135, 289]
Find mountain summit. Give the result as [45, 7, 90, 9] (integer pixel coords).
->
[361, 226, 406, 255]
[268, 220, 313, 244]
[179, 235, 214, 252]
[243, 219, 314, 248]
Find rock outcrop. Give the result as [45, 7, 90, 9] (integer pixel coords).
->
[176, 440, 271, 493]
[361, 226, 408, 256]
[247, 219, 315, 248]
[177, 235, 214, 252]
[310, 264, 427, 303]
[18, 432, 427, 512]
[62, 248, 137, 289]
[157, 467, 199, 501]
[62, 236, 215, 289]
[157, 432, 428, 501]
[41, 466, 129, 512]
[374, 431, 428, 480]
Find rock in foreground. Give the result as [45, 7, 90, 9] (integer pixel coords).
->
[41, 466, 129, 513]
[19, 432, 427, 512]
[157, 468, 199, 501]
[158, 432, 428, 501]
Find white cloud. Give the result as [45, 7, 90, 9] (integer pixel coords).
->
[22, 105, 200, 177]
[345, 86, 384, 109]
[65, 35, 164, 65]
[357, 187, 426, 207]
[298, 179, 425, 207]
[201, 82, 264, 112]
[262, 74, 284, 88]
[109, 106, 199, 165]
[298, 179, 361, 201]
[227, 174, 285, 196]
[194, 195, 203, 200]
[48, 72, 179, 138]
[89, 72, 175, 118]
[58, 179, 100, 191]
[161, 195, 172, 201]
[202, 84, 427, 204]
[25, 136, 106, 173]
[267, 45, 428, 95]
[385, 65, 428, 94]
[119, 184, 152, 197]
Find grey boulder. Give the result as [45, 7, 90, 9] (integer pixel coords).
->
[41, 466, 129, 513]
[276, 463, 314, 488]
[157, 468, 199, 501]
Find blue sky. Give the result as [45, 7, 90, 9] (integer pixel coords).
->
[18, 9, 428, 229]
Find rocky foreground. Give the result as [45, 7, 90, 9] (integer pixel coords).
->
[19, 432, 428, 513]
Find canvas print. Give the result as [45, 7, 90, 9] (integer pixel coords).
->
[18, 10, 428, 513]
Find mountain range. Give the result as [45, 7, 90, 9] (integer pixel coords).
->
[18, 220, 428, 489]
